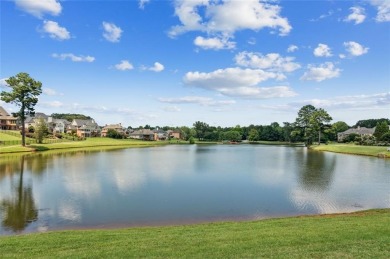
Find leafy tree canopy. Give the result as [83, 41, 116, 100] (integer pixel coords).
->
[354, 118, 390, 128]
[0, 72, 42, 146]
[51, 113, 92, 122]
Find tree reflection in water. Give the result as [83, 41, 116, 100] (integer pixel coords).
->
[0, 156, 38, 232]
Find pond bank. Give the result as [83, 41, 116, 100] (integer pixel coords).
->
[310, 143, 390, 158]
[1, 209, 388, 258]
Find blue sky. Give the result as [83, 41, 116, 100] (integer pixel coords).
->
[1, 0, 389, 127]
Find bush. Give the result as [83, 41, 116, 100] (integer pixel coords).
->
[189, 137, 195, 144]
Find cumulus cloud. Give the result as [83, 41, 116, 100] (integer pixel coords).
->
[291, 92, 390, 110]
[313, 43, 332, 57]
[141, 62, 165, 72]
[139, 0, 150, 9]
[114, 60, 134, 71]
[344, 6, 366, 24]
[15, 0, 62, 18]
[42, 20, 70, 40]
[287, 45, 298, 53]
[169, 0, 291, 40]
[38, 101, 64, 108]
[234, 52, 301, 73]
[183, 67, 297, 99]
[300, 62, 341, 82]
[163, 106, 181, 112]
[102, 22, 123, 42]
[370, 0, 390, 22]
[52, 53, 95, 62]
[194, 36, 235, 50]
[343, 41, 369, 56]
[43, 87, 63, 96]
[158, 96, 236, 106]
[0, 78, 9, 88]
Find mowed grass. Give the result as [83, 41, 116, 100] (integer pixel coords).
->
[0, 137, 168, 154]
[0, 132, 22, 141]
[0, 209, 389, 258]
[311, 143, 390, 158]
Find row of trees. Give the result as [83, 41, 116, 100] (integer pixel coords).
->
[1, 72, 388, 147]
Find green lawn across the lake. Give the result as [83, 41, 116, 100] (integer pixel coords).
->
[0, 209, 389, 258]
[311, 143, 390, 158]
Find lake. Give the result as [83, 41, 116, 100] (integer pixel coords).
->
[0, 144, 389, 235]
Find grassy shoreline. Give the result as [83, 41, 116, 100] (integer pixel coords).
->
[311, 143, 390, 158]
[1, 209, 389, 258]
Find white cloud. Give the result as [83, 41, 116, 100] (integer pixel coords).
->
[43, 87, 63, 96]
[52, 53, 95, 62]
[102, 22, 123, 42]
[291, 92, 390, 110]
[313, 43, 332, 57]
[194, 36, 235, 50]
[287, 45, 298, 53]
[344, 6, 366, 24]
[310, 10, 335, 22]
[15, 0, 62, 18]
[149, 62, 165, 72]
[169, 0, 291, 38]
[300, 62, 341, 82]
[343, 41, 369, 56]
[234, 52, 301, 73]
[139, 0, 150, 9]
[183, 67, 297, 99]
[42, 20, 70, 40]
[158, 96, 236, 106]
[39, 101, 64, 108]
[0, 78, 9, 88]
[370, 0, 390, 22]
[163, 106, 181, 112]
[114, 60, 134, 71]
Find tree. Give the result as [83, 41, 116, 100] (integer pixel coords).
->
[34, 117, 48, 144]
[295, 105, 316, 146]
[193, 121, 209, 141]
[373, 121, 389, 140]
[0, 73, 42, 146]
[309, 108, 332, 145]
[295, 105, 332, 146]
[248, 128, 259, 142]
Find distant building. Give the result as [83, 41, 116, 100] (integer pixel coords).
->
[67, 119, 100, 138]
[129, 129, 157, 141]
[0, 106, 18, 130]
[167, 130, 181, 140]
[337, 126, 375, 142]
[101, 123, 125, 137]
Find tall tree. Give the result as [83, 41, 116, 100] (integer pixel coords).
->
[310, 108, 332, 145]
[373, 121, 389, 140]
[193, 121, 209, 141]
[295, 105, 316, 146]
[0, 73, 42, 146]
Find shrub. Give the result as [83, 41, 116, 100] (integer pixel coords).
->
[189, 137, 195, 144]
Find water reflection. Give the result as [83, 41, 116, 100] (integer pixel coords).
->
[0, 157, 38, 233]
[0, 145, 389, 235]
[297, 149, 336, 191]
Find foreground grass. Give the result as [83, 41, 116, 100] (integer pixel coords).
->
[0, 137, 168, 154]
[311, 143, 390, 158]
[1, 209, 389, 258]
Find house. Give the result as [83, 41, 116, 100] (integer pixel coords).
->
[337, 126, 375, 142]
[0, 106, 18, 130]
[129, 129, 157, 141]
[24, 113, 49, 130]
[154, 128, 168, 140]
[101, 123, 125, 137]
[67, 119, 100, 138]
[167, 130, 181, 140]
[47, 117, 70, 134]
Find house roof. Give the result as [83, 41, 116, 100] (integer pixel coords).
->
[130, 129, 155, 135]
[103, 124, 123, 129]
[340, 127, 375, 135]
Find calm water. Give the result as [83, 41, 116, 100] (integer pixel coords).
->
[0, 145, 389, 235]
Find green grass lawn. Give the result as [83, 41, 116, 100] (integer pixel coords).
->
[0, 132, 22, 141]
[0, 209, 389, 258]
[311, 143, 390, 158]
